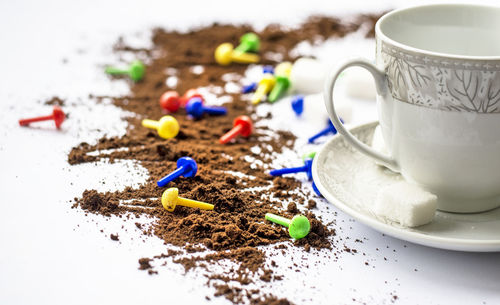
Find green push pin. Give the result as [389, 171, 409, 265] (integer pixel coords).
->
[105, 59, 145, 82]
[234, 33, 260, 53]
[268, 62, 292, 103]
[265, 213, 311, 239]
[302, 151, 316, 162]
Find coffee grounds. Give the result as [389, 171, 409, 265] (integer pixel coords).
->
[44, 96, 65, 106]
[70, 14, 381, 304]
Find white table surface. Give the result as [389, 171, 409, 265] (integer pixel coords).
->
[1, 0, 499, 304]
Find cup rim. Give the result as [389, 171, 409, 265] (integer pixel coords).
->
[375, 3, 500, 61]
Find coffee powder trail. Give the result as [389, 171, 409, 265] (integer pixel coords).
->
[70, 14, 381, 304]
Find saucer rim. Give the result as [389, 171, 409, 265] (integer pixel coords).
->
[312, 121, 500, 252]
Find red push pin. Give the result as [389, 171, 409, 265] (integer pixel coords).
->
[159, 89, 203, 113]
[219, 115, 253, 144]
[18, 106, 66, 129]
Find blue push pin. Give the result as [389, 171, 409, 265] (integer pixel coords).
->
[157, 157, 198, 187]
[270, 158, 313, 180]
[308, 118, 344, 144]
[263, 65, 274, 74]
[291, 95, 304, 116]
[186, 97, 227, 119]
[312, 181, 322, 197]
[242, 82, 257, 93]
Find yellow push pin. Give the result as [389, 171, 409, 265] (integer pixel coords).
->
[251, 74, 276, 105]
[215, 43, 260, 66]
[141, 115, 179, 139]
[161, 187, 214, 212]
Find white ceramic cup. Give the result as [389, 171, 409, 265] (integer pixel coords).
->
[324, 4, 500, 213]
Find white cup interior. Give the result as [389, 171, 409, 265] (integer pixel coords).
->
[378, 4, 500, 57]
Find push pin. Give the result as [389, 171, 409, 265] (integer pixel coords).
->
[160, 89, 203, 113]
[268, 62, 292, 103]
[262, 65, 274, 74]
[215, 43, 260, 66]
[19, 106, 66, 129]
[270, 158, 313, 180]
[219, 115, 253, 144]
[142, 115, 179, 139]
[241, 66, 274, 94]
[179, 89, 203, 107]
[157, 157, 198, 187]
[186, 97, 227, 119]
[159, 91, 181, 113]
[312, 182, 322, 197]
[291, 95, 304, 116]
[302, 151, 316, 161]
[235, 32, 260, 53]
[251, 74, 276, 105]
[241, 82, 257, 94]
[162, 187, 214, 212]
[105, 59, 145, 82]
[308, 119, 343, 144]
[265, 213, 311, 239]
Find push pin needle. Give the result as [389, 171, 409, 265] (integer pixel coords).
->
[219, 115, 253, 144]
[18, 106, 66, 129]
[234, 32, 260, 53]
[142, 115, 179, 139]
[162, 187, 214, 212]
[270, 158, 313, 180]
[157, 157, 198, 187]
[265, 213, 311, 239]
[268, 62, 292, 103]
[251, 74, 276, 105]
[308, 119, 343, 144]
[241, 66, 273, 94]
[105, 59, 145, 82]
[186, 97, 227, 119]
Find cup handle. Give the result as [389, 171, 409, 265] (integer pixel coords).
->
[323, 58, 400, 172]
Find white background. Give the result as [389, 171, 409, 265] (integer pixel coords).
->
[1, 0, 500, 304]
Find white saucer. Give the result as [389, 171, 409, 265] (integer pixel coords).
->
[312, 121, 500, 252]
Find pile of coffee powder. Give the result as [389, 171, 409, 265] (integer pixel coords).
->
[69, 14, 381, 304]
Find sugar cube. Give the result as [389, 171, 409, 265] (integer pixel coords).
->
[290, 58, 327, 94]
[374, 182, 438, 227]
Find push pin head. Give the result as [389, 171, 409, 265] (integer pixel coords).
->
[161, 187, 214, 212]
[262, 65, 274, 74]
[157, 157, 198, 187]
[302, 151, 316, 161]
[18, 106, 66, 129]
[265, 213, 311, 239]
[141, 115, 179, 139]
[186, 97, 227, 119]
[268, 62, 292, 103]
[291, 95, 304, 116]
[215, 43, 260, 66]
[235, 32, 260, 53]
[219, 115, 253, 144]
[179, 89, 203, 107]
[105, 59, 145, 82]
[269, 158, 313, 180]
[241, 82, 257, 94]
[159, 91, 181, 113]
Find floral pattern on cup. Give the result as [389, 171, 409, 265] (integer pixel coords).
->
[381, 42, 500, 113]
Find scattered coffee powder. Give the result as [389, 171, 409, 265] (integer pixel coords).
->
[69, 14, 382, 304]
